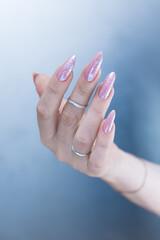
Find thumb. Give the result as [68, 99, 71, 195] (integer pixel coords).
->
[32, 72, 67, 113]
[33, 73, 50, 97]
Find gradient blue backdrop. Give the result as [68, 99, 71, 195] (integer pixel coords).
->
[0, 0, 160, 239]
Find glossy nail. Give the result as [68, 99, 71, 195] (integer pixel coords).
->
[57, 55, 76, 81]
[85, 51, 103, 81]
[103, 110, 116, 134]
[98, 72, 115, 100]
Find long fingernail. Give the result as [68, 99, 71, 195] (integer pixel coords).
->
[33, 72, 39, 85]
[85, 51, 103, 81]
[57, 55, 76, 81]
[103, 110, 116, 134]
[98, 72, 115, 100]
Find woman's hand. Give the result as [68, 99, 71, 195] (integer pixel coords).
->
[33, 52, 118, 178]
[33, 52, 160, 215]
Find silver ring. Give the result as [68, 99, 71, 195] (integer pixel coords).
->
[67, 97, 88, 109]
[72, 145, 91, 157]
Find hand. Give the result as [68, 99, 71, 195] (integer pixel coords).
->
[33, 58, 160, 216]
[33, 52, 118, 178]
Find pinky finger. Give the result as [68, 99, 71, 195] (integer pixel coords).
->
[87, 110, 116, 176]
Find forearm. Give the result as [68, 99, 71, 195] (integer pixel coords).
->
[101, 144, 160, 216]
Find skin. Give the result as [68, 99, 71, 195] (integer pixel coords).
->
[33, 56, 160, 216]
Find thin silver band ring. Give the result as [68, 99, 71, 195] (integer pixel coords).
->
[72, 145, 91, 157]
[67, 97, 88, 109]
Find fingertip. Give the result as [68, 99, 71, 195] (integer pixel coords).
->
[33, 73, 51, 97]
[33, 72, 39, 85]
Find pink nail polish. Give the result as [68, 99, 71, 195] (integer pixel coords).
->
[57, 55, 76, 81]
[98, 72, 115, 100]
[103, 110, 116, 134]
[85, 51, 103, 81]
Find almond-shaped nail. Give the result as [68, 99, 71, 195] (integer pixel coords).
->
[103, 110, 116, 134]
[98, 72, 115, 100]
[85, 51, 103, 81]
[57, 55, 76, 81]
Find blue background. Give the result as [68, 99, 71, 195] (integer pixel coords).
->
[0, 0, 160, 239]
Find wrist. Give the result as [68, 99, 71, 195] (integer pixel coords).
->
[101, 143, 123, 185]
[101, 144, 146, 193]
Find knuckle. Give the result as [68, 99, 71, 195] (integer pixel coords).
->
[55, 149, 65, 162]
[76, 82, 89, 97]
[92, 158, 106, 170]
[92, 107, 104, 118]
[99, 141, 108, 149]
[56, 145, 71, 163]
[47, 83, 58, 96]
[40, 134, 55, 150]
[88, 155, 106, 176]
[40, 135, 50, 146]
[36, 103, 49, 119]
[61, 108, 78, 127]
[74, 135, 89, 150]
